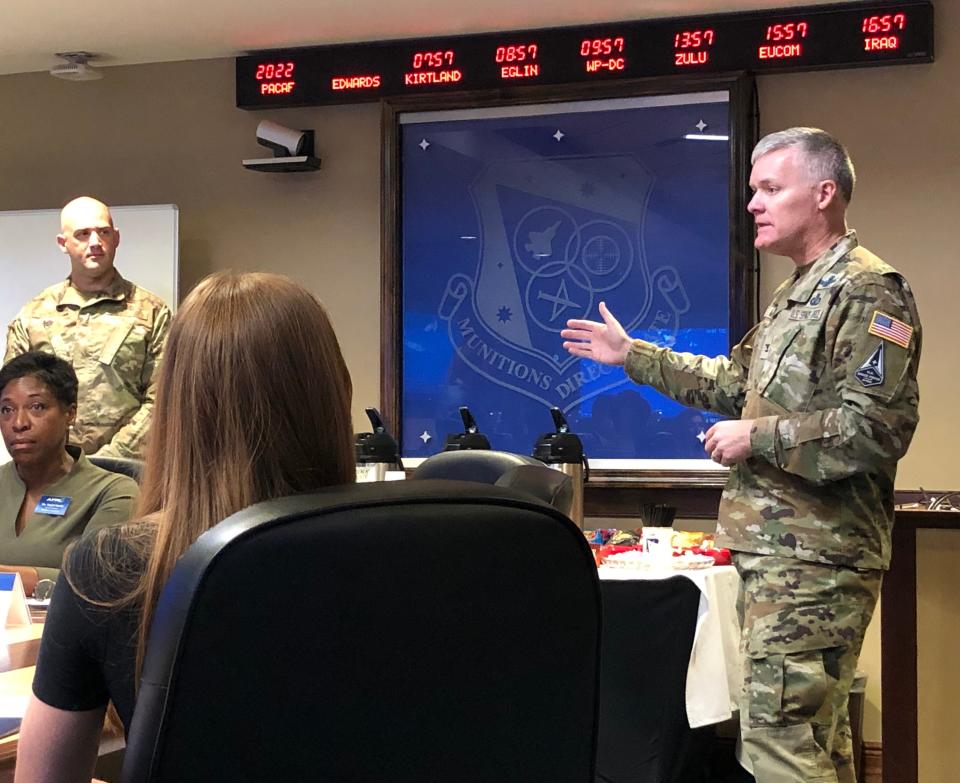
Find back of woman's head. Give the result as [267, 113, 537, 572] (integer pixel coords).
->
[75, 271, 355, 684]
[138, 270, 355, 533]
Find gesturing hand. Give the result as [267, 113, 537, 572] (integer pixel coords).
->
[703, 419, 755, 466]
[561, 302, 632, 366]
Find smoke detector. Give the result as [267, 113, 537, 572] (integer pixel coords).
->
[50, 52, 102, 81]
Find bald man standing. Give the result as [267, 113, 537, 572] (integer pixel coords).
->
[4, 197, 171, 458]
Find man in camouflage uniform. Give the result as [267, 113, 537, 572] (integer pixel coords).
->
[5, 197, 171, 459]
[562, 128, 921, 782]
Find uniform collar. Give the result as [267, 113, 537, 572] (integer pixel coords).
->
[57, 270, 130, 310]
[786, 230, 858, 304]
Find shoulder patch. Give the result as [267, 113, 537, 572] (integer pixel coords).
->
[855, 342, 885, 387]
[867, 310, 913, 349]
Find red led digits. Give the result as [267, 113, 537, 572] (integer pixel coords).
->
[404, 49, 462, 87]
[862, 13, 906, 33]
[765, 22, 808, 41]
[758, 21, 808, 60]
[255, 62, 294, 80]
[863, 13, 906, 52]
[255, 61, 296, 95]
[580, 36, 626, 73]
[412, 50, 455, 69]
[673, 28, 715, 66]
[495, 43, 540, 80]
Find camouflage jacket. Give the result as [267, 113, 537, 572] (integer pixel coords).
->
[624, 232, 921, 570]
[4, 272, 172, 459]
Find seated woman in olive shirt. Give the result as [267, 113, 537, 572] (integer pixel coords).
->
[0, 351, 138, 595]
[14, 272, 355, 783]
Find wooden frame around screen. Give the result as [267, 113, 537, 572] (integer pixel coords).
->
[380, 73, 756, 505]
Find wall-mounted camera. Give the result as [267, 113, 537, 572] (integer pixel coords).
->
[242, 120, 321, 173]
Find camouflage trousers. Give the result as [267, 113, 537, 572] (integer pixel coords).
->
[732, 553, 882, 783]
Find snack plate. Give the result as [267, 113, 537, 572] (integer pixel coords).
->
[671, 554, 715, 570]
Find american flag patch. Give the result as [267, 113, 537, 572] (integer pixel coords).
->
[868, 311, 913, 348]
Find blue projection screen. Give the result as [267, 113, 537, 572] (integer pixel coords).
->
[400, 92, 732, 467]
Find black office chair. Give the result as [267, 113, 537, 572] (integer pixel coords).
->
[411, 449, 575, 519]
[120, 479, 601, 783]
[88, 455, 143, 481]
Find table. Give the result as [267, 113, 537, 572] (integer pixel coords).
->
[596, 565, 742, 783]
[0, 620, 123, 782]
[0, 623, 44, 780]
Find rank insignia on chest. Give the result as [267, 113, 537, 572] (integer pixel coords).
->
[867, 310, 913, 349]
[855, 342, 885, 387]
[817, 274, 838, 289]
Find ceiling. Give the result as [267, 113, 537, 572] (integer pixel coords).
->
[3, 0, 846, 77]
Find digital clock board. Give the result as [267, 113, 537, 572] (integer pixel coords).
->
[236, 1, 933, 108]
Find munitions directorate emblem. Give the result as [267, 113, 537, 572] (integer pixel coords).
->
[438, 155, 690, 412]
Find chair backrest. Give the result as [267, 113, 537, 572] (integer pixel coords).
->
[411, 449, 575, 518]
[121, 480, 601, 783]
[410, 449, 541, 482]
[88, 455, 143, 481]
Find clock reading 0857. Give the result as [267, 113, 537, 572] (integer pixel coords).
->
[495, 43, 541, 80]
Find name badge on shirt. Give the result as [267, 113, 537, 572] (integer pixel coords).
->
[789, 308, 824, 322]
[35, 495, 72, 516]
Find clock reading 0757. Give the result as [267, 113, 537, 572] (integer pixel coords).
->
[404, 49, 462, 87]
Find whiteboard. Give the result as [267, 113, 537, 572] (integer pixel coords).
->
[0, 204, 178, 335]
[0, 203, 178, 463]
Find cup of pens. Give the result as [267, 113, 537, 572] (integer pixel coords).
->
[639, 503, 677, 565]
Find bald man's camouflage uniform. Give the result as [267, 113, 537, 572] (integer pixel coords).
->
[625, 232, 920, 783]
[5, 272, 171, 459]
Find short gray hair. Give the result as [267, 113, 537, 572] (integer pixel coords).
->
[751, 127, 856, 203]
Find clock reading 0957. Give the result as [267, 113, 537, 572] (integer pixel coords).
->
[580, 36, 627, 74]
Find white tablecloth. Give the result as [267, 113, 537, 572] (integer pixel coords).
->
[598, 564, 742, 728]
